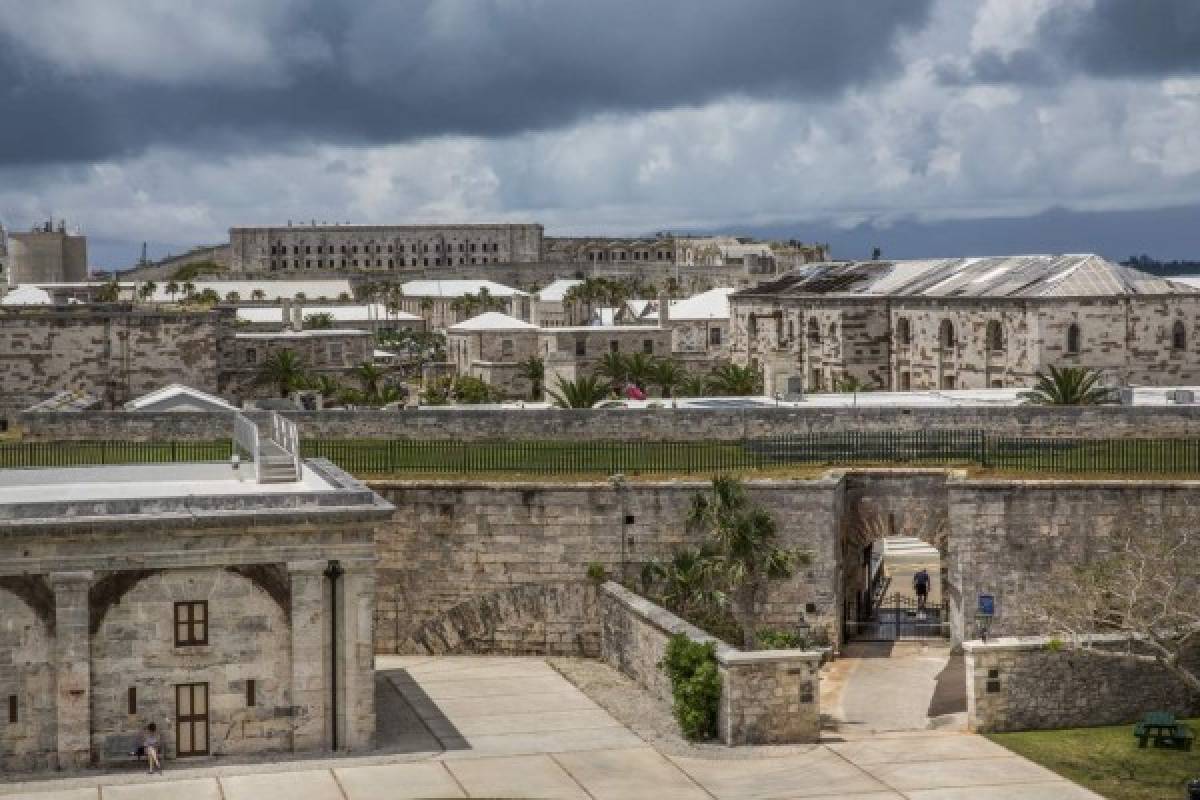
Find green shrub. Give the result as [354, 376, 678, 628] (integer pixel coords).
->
[586, 562, 608, 582]
[756, 628, 804, 649]
[660, 634, 721, 740]
[1044, 637, 1065, 652]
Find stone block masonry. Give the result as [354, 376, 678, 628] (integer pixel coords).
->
[369, 479, 842, 657]
[965, 635, 1200, 732]
[18, 403, 1200, 442]
[599, 581, 821, 745]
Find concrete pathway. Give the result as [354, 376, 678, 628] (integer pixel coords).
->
[0, 656, 1102, 800]
[828, 643, 968, 734]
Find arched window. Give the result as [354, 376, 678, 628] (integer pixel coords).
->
[1172, 321, 1187, 351]
[986, 320, 1004, 351]
[1066, 323, 1081, 355]
[807, 318, 820, 344]
[939, 319, 956, 348]
[896, 317, 911, 346]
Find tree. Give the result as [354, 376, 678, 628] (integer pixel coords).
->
[833, 374, 870, 393]
[1019, 525, 1200, 694]
[547, 375, 610, 409]
[181, 281, 196, 300]
[623, 352, 656, 391]
[192, 288, 221, 306]
[707, 363, 762, 397]
[250, 289, 267, 302]
[520, 356, 545, 400]
[165, 281, 180, 303]
[594, 351, 629, 390]
[309, 374, 342, 403]
[337, 291, 352, 302]
[255, 350, 309, 398]
[95, 278, 121, 303]
[1022, 366, 1114, 406]
[688, 476, 804, 648]
[453, 375, 498, 404]
[304, 312, 336, 329]
[640, 545, 725, 619]
[650, 358, 688, 398]
[354, 362, 385, 399]
[137, 281, 157, 303]
[224, 291, 241, 304]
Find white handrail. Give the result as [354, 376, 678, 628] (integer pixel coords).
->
[233, 413, 260, 473]
[267, 412, 302, 478]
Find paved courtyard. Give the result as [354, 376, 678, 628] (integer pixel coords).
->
[0, 656, 1101, 800]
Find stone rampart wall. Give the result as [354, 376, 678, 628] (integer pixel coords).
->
[370, 479, 842, 657]
[598, 582, 821, 745]
[18, 404, 1200, 442]
[965, 635, 1200, 732]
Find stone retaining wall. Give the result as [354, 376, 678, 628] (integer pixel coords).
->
[18, 404, 1200, 442]
[965, 635, 1200, 732]
[599, 582, 822, 745]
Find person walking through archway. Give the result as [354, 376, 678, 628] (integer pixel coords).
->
[913, 568, 930, 612]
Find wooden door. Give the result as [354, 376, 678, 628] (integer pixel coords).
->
[175, 683, 209, 756]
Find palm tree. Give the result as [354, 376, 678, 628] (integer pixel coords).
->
[137, 281, 157, 303]
[1021, 366, 1114, 406]
[688, 476, 804, 648]
[95, 278, 121, 302]
[250, 289, 266, 302]
[310, 374, 342, 403]
[224, 291, 241, 304]
[623, 352, 656, 391]
[255, 350, 309, 398]
[304, 312, 335, 329]
[640, 545, 725, 619]
[354, 362, 385, 399]
[594, 351, 629, 390]
[650, 358, 688, 398]
[547, 375, 610, 409]
[181, 281, 196, 300]
[520, 356, 545, 400]
[707, 363, 762, 397]
[676, 372, 710, 398]
[165, 281, 180, 303]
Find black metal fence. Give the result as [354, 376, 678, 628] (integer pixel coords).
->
[2, 432, 1200, 475]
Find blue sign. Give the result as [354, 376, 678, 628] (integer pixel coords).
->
[978, 594, 995, 616]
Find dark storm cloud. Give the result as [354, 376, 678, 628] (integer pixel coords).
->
[943, 0, 1200, 86]
[0, 0, 932, 166]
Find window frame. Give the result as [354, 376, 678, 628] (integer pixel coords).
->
[174, 601, 209, 647]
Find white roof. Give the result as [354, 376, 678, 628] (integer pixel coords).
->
[150, 280, 354, 302]
[125, 384, 236, 412]
[1, 286, 54, 305]
[669, 288, 734, 320]
[235, 329, 369, 339]
[399, 279, 527, 298]
[535, 279, 583, 303]
[449, 312, 539, 332]
[236, 304, 420, 324]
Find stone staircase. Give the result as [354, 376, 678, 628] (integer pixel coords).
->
[257, 438, 299, 483]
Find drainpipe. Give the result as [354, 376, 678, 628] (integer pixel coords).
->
[323, 559, 344, 751]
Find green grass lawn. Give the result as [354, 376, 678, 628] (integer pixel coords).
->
[988, 720, 1199, 800]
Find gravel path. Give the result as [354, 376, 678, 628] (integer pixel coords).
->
[547, 656, 820, 759]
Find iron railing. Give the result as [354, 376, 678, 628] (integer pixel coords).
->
[2, 431, 1200, 475]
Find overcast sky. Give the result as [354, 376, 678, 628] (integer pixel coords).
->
[2, 0, 1200, 268]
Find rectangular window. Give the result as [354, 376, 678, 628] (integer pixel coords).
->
[643, 339, 653, 354]
[7, 695, 16, 724]
[329, 343, 343, 362]
[709, 328, 722, 346]
[246, 679, 256, 708]
[128, 687, 137, 715]
[174, 601, 208, 647]
[575, 339, 586, 357]
[609, 340, 619, 354]
[502, 339, 514, 357]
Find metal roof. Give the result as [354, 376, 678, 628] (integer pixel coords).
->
[739, 255, 1197, 299]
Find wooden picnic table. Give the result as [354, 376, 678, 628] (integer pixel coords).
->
[1134, 711, 1194, 751]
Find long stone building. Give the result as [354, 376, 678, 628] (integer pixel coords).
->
[730, 254, 1200, 395]
[228, 224, 545, 275]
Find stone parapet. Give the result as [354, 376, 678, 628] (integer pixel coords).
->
[599, 581, 821, 745]
[964, 634, 1200, 732]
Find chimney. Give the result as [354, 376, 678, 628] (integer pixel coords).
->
[292, 302, 303, 331]
[658, 291, 671, 326]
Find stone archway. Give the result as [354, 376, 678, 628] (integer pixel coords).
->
[398, 582, 596, 657]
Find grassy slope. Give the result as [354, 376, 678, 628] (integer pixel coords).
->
[988, 720, 1199, 800]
